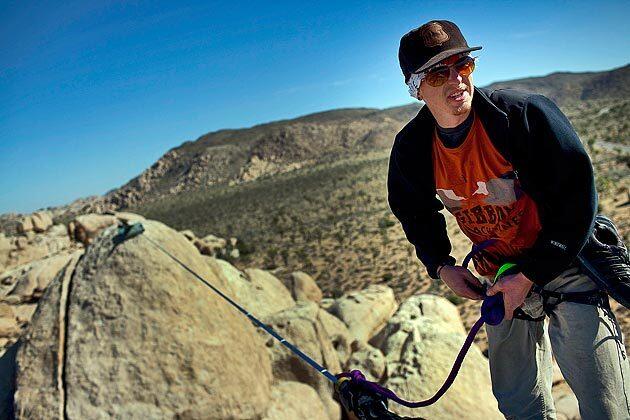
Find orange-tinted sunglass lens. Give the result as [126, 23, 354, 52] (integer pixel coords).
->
[456, 58, 475, 77]
[425, 57, 475, 87]
[425, 70, 448, 87]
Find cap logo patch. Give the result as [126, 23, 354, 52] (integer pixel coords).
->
[421, 22, 449, 47]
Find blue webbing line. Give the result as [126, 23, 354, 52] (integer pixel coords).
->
[462, 238, 497, 269]
[137, 232, 338, 384]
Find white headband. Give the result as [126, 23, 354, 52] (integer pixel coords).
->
[407, 72, 424, 99]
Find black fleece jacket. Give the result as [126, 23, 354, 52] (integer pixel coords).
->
[387, 86, 598, 286]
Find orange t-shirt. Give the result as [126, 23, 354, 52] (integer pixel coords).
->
[432, 113, 542, 276]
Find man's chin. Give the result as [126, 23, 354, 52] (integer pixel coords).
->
[453, 102, 472, 115]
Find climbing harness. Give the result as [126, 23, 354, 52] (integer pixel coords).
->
[465, 239, 613, 318]
[111, 222, 617, 419]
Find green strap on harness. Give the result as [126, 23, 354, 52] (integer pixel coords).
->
[494, 262, 518, 282]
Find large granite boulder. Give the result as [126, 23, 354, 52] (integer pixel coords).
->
[70, 214, 118, 245]
[0, 237, 50, 274]
[194, 234, 226, 256]
[34, 224, 72, 255]
[31, 212, 53, 233]
[16, 218, 33, 235]
[288, 271, 323, 303]
[260, 301, 342, 420]
[318, 309, 352, 367]
[14, 220, 273, 419]
[371, 294, 502, 419]
[0, 225, 74, 274]
[16, 212, 53, 235]
[205, 257, 295, 317]
[262, 381, 329, 419]
[0, 234, 12, 273]
[0, 251, 82, 353]
[344, 340, 386, 382]
[2, 253, 75, 302]
[327, 284, 398, 342]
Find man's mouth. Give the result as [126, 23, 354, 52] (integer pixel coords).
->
[448, 89, 467, 101]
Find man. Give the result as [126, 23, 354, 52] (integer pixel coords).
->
[388, 20, 630, 419]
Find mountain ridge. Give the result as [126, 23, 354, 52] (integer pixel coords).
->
[92, 63, 627, 213]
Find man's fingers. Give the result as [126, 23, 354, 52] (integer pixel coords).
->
[461, 284, 484, 300]
[464, 272, 484, 287]
[465, 280, 486, 296]
[486, 283, 500, 296]
[504, 309, 515, 320]
[451, 284, 479, 300]
[503, 298, 516, 320]
[462, 271, 485, 299]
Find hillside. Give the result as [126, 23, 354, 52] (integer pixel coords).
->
[87, 106, 419, 211]
[485, 63, 630, 105]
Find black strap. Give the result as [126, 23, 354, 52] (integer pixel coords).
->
[512, 308, 546, 322]
[511, 286, 609, 321]
[530, 285, 608, 315]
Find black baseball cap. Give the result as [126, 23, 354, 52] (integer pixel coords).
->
[399, 20, 482, 82]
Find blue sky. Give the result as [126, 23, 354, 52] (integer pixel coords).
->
[1, 0, 629, 214]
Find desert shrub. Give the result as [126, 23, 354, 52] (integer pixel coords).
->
[378, 217, 396, 229]
[237, 239, 255, 256]
[446, 293, 464, 306]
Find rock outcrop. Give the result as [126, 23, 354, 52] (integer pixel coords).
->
[344, 340, 386, 382]
[69, 214, 118, 245]
[372, 294, 502, 419]
[30, 212, 53, 233]
[0, 252, 80, 350]
[2, 253, 76, 303]
[327, 284, 398, 342]
[14, 220, 273, 419]
[260, 301, 341, 420]
[318, 309, 352, 367]
[179, 229, 240, 261]
[16, 212, 53, 235]
[206, 258, 295, 317]
[289, 271, 323, 303]
[262, 381, 329, 419]
[0, 228, 71, 274]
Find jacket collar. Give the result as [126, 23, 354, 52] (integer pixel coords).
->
[415, 85, 508, 126]
[473, 86, 509, 126]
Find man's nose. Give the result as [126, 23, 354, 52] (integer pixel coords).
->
[447, 67, 463, 84]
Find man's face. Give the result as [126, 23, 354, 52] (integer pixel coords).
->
[417, 54, 474, 125]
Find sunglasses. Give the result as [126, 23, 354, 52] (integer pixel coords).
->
[422, 55, 477, 87]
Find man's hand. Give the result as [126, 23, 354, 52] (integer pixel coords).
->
[486, 272, 534, 320]
[439, 265, 485, 300]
